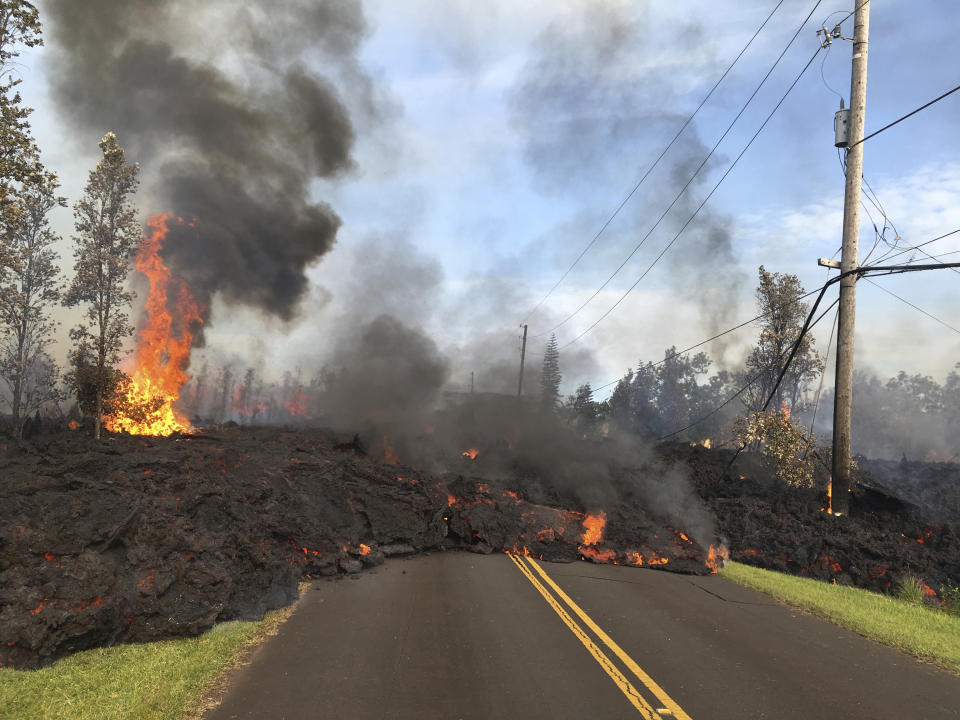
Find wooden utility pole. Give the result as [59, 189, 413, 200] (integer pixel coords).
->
[831, 0, 871, 516]
[516, 325, 528, 398]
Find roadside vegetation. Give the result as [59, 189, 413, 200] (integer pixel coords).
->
[0, 601, 298, 720]
[721, 561, 960, 675]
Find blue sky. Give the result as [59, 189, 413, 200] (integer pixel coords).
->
[17, 0, 960, 397]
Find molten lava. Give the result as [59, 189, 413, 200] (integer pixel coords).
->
[462, 448, 479, 460]
[705, 543, 729, 573]
[105, 214, 203, 436]
[580, 511, 606, 546]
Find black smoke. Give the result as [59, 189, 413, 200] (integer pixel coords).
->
[44, 0, 369, 323]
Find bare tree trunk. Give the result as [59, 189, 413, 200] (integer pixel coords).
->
[11, 373, 22, 440]
[94, 365, 103, 440]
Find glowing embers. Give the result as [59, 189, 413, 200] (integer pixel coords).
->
[462, 448, 479, 460]
[105, 214, 204, 436]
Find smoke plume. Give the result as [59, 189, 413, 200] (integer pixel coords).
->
[509, 1, 746, 365]
[44, 0, 370, 324]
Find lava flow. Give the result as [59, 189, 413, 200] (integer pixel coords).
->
[105, 214, 204, 436]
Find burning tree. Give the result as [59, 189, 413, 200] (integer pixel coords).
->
[0, 172, 66, 437]
[63, 132, 141, 439]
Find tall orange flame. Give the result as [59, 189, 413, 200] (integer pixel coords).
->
[105, 214, 203, 436]
[581, 511, 606, 546]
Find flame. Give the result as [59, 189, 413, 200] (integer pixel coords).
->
[68, 420, 81, 430]
[283, 389, 309, 417]
[581, 511, 606, 545]
[359, 543, 371, 556]
[383, 438, 399, 465]
[626, 551, 643, 566]
[920, 581, 937, 599]
[447, 493, 457, 506]
[706, 543, 729, 573]
[824, 477, 833, 514]
[105, 214, 203, 436]
[462, 448, 479, 460]
[780, 402, 791, 424]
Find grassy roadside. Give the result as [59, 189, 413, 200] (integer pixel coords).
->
[0, 590, 303, 720]
[720, 561, 960, 675]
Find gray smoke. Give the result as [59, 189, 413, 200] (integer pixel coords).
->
[44, 0, 370, 323]
[509, 1, 745, 365]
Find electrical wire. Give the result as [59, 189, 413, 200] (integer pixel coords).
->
[808, 303, 839, 435]
[850, 82, 960, 148]
[519, 0, 790, 326]
[590, 288, 820, 393]
[657, 296, 840, 441]
[528, 0, 825, 340]
[864, 277, 960, 335]
[558, 44, 824, 351]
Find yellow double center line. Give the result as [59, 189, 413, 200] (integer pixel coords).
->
[507, 552, 693, 720]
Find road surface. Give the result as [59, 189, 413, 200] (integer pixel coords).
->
[205, 552, 960, 719]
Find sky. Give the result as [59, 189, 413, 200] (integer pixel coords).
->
[13, 0, 960, 400]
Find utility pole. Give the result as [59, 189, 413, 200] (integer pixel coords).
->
[470, 371, 475, 394]
[516, 325, 528, 398]
[831, 0, 871, 517]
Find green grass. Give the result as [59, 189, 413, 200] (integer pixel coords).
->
[721, 561, 960, 675]
[0, 603, 298, 720]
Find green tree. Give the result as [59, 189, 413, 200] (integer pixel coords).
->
[741, 265, 823, 412]
[63, 132, 141, 439]
[540, 332, 561, 410]
[0, 171, 65, 437]
[566, 382, 599, 436]
[0, 0, 43, 260]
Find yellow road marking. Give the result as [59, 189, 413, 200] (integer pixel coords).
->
[506, 553, 659, 718]
[521, 555, 694, 720]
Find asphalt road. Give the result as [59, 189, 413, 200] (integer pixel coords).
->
[205, 553, 960, 720]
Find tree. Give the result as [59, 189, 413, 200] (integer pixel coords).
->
[0, 171, 65, 437]
[566, 382, 599, 436]
[741, 266, 823, 412]
[0, 1, 43, 263]
[63, 132, 141, 438]
[540, 333, 561, 410]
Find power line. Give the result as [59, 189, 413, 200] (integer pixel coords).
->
[518, 0, 790, 326]
[590, 229, 960, 397]
[558, 44, 824, 351]
[657, 296, 840, 441]
[880, 227, 960, 263]
[643, 259, 960, 441]
[591, 288, 820, 393]
[850, 82, 960, 148]
[864, 277, 960, 335]
[528, 0, 825, 340]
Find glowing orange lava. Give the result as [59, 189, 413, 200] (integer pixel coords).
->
[706, 543, 729, 573]
[580, 511, 606, 546]
[105, 214, 203, 436]
[383, 438, 399, 465]
[462, 448, 479, 459]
